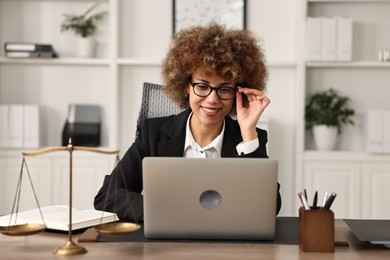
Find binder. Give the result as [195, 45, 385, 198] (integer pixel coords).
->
[365, 109, 390, 153]
[366, 110, 384, 153]
[336, 17, 353, 61]
[306, 17, 322, 61]
[321, 17, 337, 61]
[23, 105, 40, 148]
[383, 110, 390, 153]
[8, 105, 24, 148]
[0, 105, 8, 148]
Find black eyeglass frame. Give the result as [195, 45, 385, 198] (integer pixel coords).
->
[190, 81, 237, 100]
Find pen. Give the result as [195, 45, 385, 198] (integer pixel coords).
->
[298, 192, 310, 210]
[304, 189, 308, 202]
[323, 192, 337, 210]
[298, 192, 305, 208]
[312, 191, 318, 208]
[322, 191, 328, 208]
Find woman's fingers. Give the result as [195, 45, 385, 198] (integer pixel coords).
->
[237, 87, 269, 106]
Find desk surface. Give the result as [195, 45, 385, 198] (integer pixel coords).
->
[1, 220, 390, 260]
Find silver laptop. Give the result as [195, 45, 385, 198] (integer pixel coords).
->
[142, 157, 278, 240]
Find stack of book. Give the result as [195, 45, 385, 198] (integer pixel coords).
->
[4, 42, 58, 58]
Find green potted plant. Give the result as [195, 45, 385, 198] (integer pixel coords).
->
[61, 3, 107, 57]
[305, 88, 355, 150]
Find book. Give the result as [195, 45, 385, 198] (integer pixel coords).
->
[4, 42, 55, 52]
[4, 42, 58, 58]
[5, 51, 58, 58]
[0, 205, 119, 232]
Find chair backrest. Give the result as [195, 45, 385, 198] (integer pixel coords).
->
[136, 82, 184, 137]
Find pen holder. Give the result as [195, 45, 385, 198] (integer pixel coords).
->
[299, 207, 334, 252]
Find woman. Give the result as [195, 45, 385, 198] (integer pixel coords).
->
[94, 23, 281, 222]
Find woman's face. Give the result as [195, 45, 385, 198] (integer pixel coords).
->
[187, 70, 236, 130]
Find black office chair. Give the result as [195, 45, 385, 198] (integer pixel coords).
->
[135, 82, 184, 138]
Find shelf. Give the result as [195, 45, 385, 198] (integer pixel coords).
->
[306, 61, 390, 68]
[308, 0, 390, 3]
[303, 150, 390, 161]
[268, 60, 297, 68]
[0, 57, 110, 66]
[117, 58, 162, 66]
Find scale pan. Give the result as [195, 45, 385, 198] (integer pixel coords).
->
[0, 224, 46, 236]
[95, 222, 141, 236]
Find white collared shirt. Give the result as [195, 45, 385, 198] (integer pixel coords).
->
[183, 113, 259, 158]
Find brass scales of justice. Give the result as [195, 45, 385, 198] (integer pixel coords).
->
[0, 139, 141, 256]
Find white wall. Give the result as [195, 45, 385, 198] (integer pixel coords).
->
[118, 0, 299, 216]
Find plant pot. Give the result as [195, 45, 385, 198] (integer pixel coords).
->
[77, 37, 95, 58]
[312, 125, 338, 151]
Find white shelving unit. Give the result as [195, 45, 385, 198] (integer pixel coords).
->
[0, 0, 116, 215]
[296, 0, 390, 219]
[0, 0, 311, 217]
[0, 0, 172, 149]
[0, 0, 114, 148]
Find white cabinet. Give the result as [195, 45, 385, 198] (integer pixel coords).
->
[0, 150, 117, 215]
[0, 153, 52, 215]
[303, 160, 360, 218]
[296, 1, 390, 217]
[298, 152, 390, 219]
[361, 162, 390, 219]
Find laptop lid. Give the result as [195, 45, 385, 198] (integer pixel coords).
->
[142, 157, 278, 240]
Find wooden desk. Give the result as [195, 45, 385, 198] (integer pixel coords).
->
[1, 220, 390, 259]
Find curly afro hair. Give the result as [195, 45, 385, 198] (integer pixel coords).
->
[161, 23, 268, 112]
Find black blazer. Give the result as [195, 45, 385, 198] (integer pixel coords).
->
[94, 109, 282, 221]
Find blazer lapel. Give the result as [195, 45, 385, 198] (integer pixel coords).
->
[221, 116, 243, 157]
[157, 109, 191, 156]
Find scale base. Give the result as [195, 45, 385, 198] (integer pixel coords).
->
[53, 240, 87, 256]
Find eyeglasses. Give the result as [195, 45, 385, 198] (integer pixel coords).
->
[190, 81, 237, 100]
